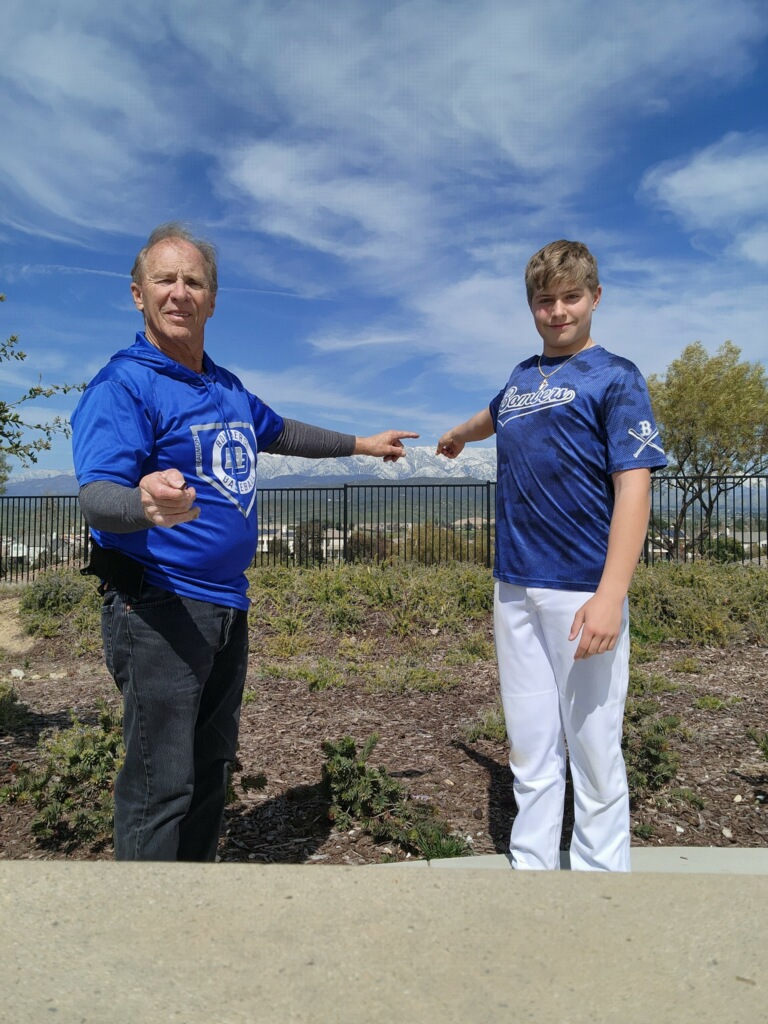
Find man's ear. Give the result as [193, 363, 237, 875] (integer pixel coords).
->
[591, 285, 602, 310]
[130, 281, 144, 313]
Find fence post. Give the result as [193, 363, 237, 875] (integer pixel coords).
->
[343, 484, 349, 564]
[486, 480, 492, 570]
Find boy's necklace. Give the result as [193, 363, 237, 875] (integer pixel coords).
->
[536, 341, 594, 390]
[536, 350, 578, 390]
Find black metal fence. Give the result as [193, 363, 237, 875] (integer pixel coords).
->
[0, 496, 88, 583]
[646, 474, 767, 565]
[1, 476, 766, 582]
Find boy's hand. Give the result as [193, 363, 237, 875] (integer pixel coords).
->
[436, 432, 465, 458]
[569, 593, 624, 660]
[437, 410, 494, 457]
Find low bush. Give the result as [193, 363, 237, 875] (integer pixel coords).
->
[1, 700, 122, 851]
[321, 734, 471, 860]
[19, 567, 101, 652]
[621, 666, 683, 798]
[462, 704, 507, 743]
[747, 729, 768, 761]
[629, 562, 768, 646]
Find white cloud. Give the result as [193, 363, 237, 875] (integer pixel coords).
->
[640, 133, 768, 269]
[0, 13, 178, 233]
[408, 274, 532, 389]
[4, 0, 766, 260]
[641, 134, 768, 230]
[733, 228, 768, 267]
[223, 141, 432, 273]
[308, 329, 416, 354]
[230, 364, 422, 429]
[2, 264, 128, 281]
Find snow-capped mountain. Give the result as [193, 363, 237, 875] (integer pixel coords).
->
[256, 446, 496, 483]
[2, 447, 496, 496]
[2, 469, 80, 496]
[4, 468, 65, 482]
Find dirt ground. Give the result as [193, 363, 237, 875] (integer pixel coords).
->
[1, 593, 766, 863]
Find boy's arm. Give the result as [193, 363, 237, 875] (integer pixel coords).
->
[569, 467, 651, 661]
[436, 408, 495, 458]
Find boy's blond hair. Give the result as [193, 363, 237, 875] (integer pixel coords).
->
[524, 240, 599, 304]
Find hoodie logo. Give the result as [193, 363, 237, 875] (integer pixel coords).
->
[190, 421, 257, 517]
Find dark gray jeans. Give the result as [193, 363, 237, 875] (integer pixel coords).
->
[102, 583, 248, 861]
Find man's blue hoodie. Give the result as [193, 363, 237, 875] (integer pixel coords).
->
[72, 333, 284, 609]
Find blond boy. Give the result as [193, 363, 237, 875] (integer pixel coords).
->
[437, 240, 666, 870]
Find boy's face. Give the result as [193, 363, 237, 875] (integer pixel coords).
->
[530, 280, 601, 357]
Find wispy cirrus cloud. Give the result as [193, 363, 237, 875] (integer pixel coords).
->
[1, 264, 127, 281]
[3, 0, 766, 259]
[308, 329, 417, 354]
[640, 133, 768, 265]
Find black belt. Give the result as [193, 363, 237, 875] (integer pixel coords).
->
[81, 538, 146, 602]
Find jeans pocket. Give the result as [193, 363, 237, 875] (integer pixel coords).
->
[130, 584, 179, 611]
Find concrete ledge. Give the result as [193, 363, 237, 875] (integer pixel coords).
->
[386, 846, 768, 873]
[1, 859, 766, 1024]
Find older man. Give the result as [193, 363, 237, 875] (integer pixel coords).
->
[72, 222, 418, 861]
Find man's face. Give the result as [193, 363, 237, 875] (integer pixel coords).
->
[131, 238, 216, 355]
[530, 280, 601, 357]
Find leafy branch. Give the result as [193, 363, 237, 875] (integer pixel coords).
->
[1, 293, 85, 466]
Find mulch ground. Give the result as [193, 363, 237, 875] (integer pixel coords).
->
[1, 596, 766, 862]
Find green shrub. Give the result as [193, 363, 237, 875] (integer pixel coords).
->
[704, 537, 746, 563]
[325, 598, 365, 632]
[629, 562, 768, 646]
[367, 658, 456, 693]
[628, 665, 678, 697]
[623, 704, 681, 797]
[668, 787, 705, 810]
[633, 823, 655, 840]
[695, 695, 727, 711]
[747, 728, 768, 761]
[321, 734, 472, 860]
[454, 565, 494, 616]
[462, 704, 507, 743]
[623, 666, 682, 796]
[345, 530, 390, 563]
[1, 700, 123, 851]
[262, 633, 311, 658]
[402, 524, 490, 568]
[19, 568, 100, 649]
[295, 658, 346, 691]
[444, 631, 495, 665]
[669, 656, 703, 674]
[20, 567, 95, 617]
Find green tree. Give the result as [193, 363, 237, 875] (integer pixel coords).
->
[294, 519, 324, 566]
[0, 449, 9, 495]
[346, 528, 389, 563]
[1, 293, 82, 467]
[647, 341, 768, 557]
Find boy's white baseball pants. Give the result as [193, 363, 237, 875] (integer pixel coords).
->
[494, 581, 631, 871]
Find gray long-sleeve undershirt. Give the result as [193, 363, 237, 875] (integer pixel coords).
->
[79, 418, 357, 534]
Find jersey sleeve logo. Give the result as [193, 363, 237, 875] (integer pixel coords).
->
[190, 421, 258, 517]
[628, 420, 665, 458]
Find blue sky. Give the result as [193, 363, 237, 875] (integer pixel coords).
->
[2, 0, 767, 475]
